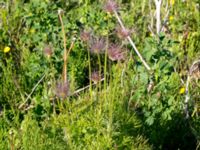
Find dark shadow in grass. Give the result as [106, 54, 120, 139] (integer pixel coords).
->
[140, 113, 197, 150]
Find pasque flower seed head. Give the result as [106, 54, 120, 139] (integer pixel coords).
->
[80, 30, 91, 42]
[116, 26, 130, 39]
[108, 44, 126, 61]
[104, 0, 118, 13]
[44, 44, 53, 58]
[90, 38, 105, 54]
[55, 81, 70, 99]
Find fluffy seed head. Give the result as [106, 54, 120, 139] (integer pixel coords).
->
[104, 0, 118, 13]
[90, 38, 105, 54]
[116, 27, 130, 39]
[55, 81, 70, 99]
[107, 44, 126, 61]
[91, 71, 102, 84]
[58, 9, 64, 15]
[44, 45, 53, 58]
[80, 30, 91, 42]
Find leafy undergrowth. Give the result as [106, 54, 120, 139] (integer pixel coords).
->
[0, 0, 199, 149]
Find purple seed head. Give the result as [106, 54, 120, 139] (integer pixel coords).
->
[90, 38, 105, 54]
[108, 43, 126, 61]
[104, 0, 118, 13]
[55, 81, 70, 99]
[91, 71, 102, 84]
[116, 27, 130, 39]
[44, 44, 53, 58]
[80, 30, 91, 42]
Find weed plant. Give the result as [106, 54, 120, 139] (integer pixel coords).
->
[0, 0, 199, 149]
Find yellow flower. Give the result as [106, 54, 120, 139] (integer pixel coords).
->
[101, 30, 108, 36]
[169, 16, 174, 21]
[3, 46, 11, 53]
[30, 28, 35, 34]
[170, 0, 175, 5]
[179, 87, 185, 94]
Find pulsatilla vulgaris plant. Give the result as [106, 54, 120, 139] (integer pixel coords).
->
[90, 38, 106, 54]
[104, 0, 151, 71]
[80, 30, 91, 43]
[43, 44, 53, 58]
[107, 43, 126, 61]
[104, 0, 118, 13]
[91, 71, 102, 84]
[0, 0, 199, 149]
[55, 81, 70, 99]
[116, 26, 130, 39]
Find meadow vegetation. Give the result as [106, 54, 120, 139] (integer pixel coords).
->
[0, 0, 200, 149]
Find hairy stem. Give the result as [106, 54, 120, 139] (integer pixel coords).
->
[58, 10, 67, 83]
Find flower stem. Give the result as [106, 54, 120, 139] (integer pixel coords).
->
[113, 10, 151, 71]
[58, 10, 67, 83]
[87, 47, 92, 96]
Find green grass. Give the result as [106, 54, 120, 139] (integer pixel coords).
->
[0, 0, 199, 149]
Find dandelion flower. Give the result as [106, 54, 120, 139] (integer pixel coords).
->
[4, 46, 11, 53]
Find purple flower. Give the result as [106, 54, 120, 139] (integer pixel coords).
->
[107, 44, 126, 61]
[80, 30, 91, 42]
[90, 38, 105, 54]
[104, 0, 118, 13]
[44, 44, 53, 58]
[116, 26, 130, 39]
[55, 81, 70, 98]
[91, 71, 102, 84]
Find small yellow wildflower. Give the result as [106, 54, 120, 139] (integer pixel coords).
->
[3, 46, 11, 53]
[179, 87, 185, 94]
[169, 16, 174, 21]
[170, 0, 175, 5]
[102, 30, 108, 36]
[30, 28, 35, 34]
